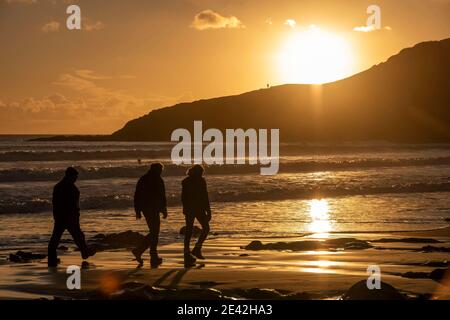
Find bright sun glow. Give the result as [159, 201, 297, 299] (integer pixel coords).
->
[277, 26, 353, 84]
[308, 199, 331, 237]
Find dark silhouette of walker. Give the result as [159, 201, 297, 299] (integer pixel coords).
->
[132, 163, 168, 267]
[182, 164, 211, 268]
[48, 167, 95, 267]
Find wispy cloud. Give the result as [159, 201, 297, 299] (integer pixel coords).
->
[191, 9, 244, 30]
[353, 25, 392, 32]
[5, 0, 36, 4]
[84, 20, 105, 32]
[284, 19, 296, 28]
[41, 21, 60, 33]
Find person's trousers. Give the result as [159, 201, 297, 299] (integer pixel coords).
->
[134, 211, 161, 257]
[184, 212, 210, 254]
[48, 216, 88, 263]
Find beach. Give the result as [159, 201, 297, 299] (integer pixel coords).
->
[1, 227, 449, 300]
[0, 137, 449, 300]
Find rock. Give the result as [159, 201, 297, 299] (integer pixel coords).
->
[401, 272, 429, 279]
[422, 260, 449, 267]
[372, 238, 441, 244]
[92, 233, 106, 239]
[179, 226, 202, 237]
[343, 280, 405, 300]
[57, 245, 69, 251]
[231, 288, 285, 300]
[242, 238, 372, 252]
[429, 268, 448, 282]
[225, 288, 311, 300]
[171, 288, 226, 300]
[89, 231, 145, 251]
[421, 246, 450, 253]
[9, 251, 46, 263]
[243, 240, 263, 250]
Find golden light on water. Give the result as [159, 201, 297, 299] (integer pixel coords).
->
[308, 199, 331, 237]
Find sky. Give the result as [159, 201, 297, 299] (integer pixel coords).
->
[0, 0, 449, 134]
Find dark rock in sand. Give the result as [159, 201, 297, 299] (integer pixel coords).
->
[179, 226, 202, 237]
[400, 271, 429, 279]
[420, 246, 450, 253]
[92, 234, 106, 239]
[372, 238, 442, 244]
[244, 240, 264, 250]
[242, 238, 372, 252]
[57, 245, 69, 251]
[89, 231, 145, 251]
[9, 251, 46, 263]
[105, 282, 230, 300]
[225, 288, 310, 300]
[343, 280, 405, 300]
[428, 261, 449, 267]
[89, 281, 312, 300]
[429, 268, 449, 282]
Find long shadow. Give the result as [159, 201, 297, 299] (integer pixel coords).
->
[153, 264, 205, 289]
[153, 269, 177, 287]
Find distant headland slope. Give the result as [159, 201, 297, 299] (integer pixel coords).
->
[36, 38, 450, 142]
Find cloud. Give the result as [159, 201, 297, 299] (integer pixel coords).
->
[191, 9, 244, 30]
[284, 19, 296, 28]
[74, 69, 135, 80]
[353, 25, 392, 32]
[0, 69, 193, 133]
[84, 21, 105, 32]
[5, 0, 36, 4]
[41, 21, 60, 33]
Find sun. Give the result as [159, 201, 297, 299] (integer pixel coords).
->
[277, 26, 353, 84]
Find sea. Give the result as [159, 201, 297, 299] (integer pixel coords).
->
[0, 135, 449, 251]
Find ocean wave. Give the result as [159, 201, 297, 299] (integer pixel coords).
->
[0, 150, 166, 162]
[1, 157, 450, 182]
[1, 182, 450, 215]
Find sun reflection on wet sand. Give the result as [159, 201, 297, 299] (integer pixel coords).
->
[308, 199, 331, 237]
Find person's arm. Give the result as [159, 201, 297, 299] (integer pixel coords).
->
[134, 178, 143, 219]
[161, 179, 168, 219]
[74, 186, 80, 215]
[181, 180, 187, 215]
[202, 179, 211, 216]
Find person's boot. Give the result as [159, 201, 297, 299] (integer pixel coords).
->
[82, 246, 96, 260]
[191, 246, 205, 260]
[150, 253, 163, 268]
[184, 252, 197, 268]
[132, 248, 144, 266]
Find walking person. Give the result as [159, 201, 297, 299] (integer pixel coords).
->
[132, 163, 168, 267]
[48, 167, 95, 267]
[182, 164, 211, 268]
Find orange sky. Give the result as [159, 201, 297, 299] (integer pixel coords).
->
[0, 0, 449, 134]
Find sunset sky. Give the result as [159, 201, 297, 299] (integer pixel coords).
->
[0, 0, 449, 134]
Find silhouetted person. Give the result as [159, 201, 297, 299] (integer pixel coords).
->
[48, 167, 95, 267]
[132, 163, 167, 267]
[182, 164, 211, 267]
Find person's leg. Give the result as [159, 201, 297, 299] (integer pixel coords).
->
[195, 213, 210, 248]
[67, 216, 91, 259]
[133, 213, 153, 259]
[184, 214, 197, 267]
[48, 221, 65, 266]
[148, 211, 160, 257]
[192, 213, 210, 259]
[183, 214, 195, 255]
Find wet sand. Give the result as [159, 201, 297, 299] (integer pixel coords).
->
[0, 228, 449, 300]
